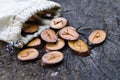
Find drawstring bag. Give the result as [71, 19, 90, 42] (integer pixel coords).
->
[0, 0, 61, 48]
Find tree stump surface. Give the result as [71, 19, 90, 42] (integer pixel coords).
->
[0, 0, 120, 80]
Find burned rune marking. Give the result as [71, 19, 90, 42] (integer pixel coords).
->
[21, 51, 33, 57]
[53, 20, 63, 25]
[62, 29, 74, 37]
[45, 54, 60, 60]
[46, 31, 52, 39]
[73, 41, 86, 50]
[92, 32, 101, 41]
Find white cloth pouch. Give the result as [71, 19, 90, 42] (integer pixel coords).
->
[0, 0, 61, 48]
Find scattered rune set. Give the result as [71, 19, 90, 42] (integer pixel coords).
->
[18, 16, 106, 66]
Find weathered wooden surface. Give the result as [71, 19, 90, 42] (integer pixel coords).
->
[0, 0, 120, 80]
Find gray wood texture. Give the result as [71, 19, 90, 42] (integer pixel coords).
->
[0, 0, 120, 80]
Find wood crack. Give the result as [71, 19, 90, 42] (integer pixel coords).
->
[106, 38, 120, 47]
[90, 55, 112, 80]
